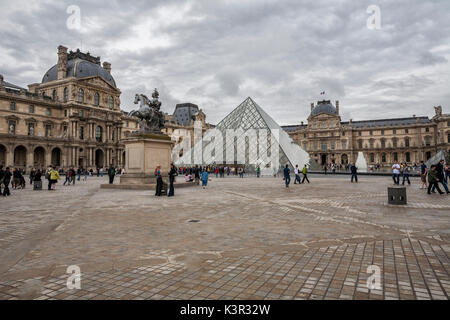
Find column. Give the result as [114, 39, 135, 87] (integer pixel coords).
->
[6, 145, 13, 167]
[26, 147, 34, 169]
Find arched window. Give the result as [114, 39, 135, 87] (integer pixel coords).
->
[94, 92, 100, 106]
[78, 88, 84, 103]
[95, 126, 103, 142]
[64, 87, 69, 102]
[109, 96, 114, 109]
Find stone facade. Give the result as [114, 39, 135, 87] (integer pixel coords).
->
[0, 45, 140, 170]
[284, 100, 450, 166]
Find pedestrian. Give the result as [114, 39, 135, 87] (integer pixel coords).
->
[431, 160, 450, 194]
[0, 165, 4, 195]
[201, 169, 209, 189]
[33, 169, 42, 190]
[445, 163, 450, 183]
[29, 168, 36, 185]
[427, 165, 444, 195]
[100, 167, 104, 177]
[284, 164, 291, 188]
[77, 167, 82, 181]
[107, 165, 116, 184]
[301, 164, 310, 183]
[392, 160, 400, 185]
[350, 163, 358, 183]
[2, 167, 12, 196]
[168, 163, 177, 197]
[194, 165, 200, 186]
[419, 161, 427, 189]
[401, 163, 411, 185]
[48, 166, 60, 190]
[155, 166, 163, 196]
[256, 166, 261, 178]
[294, 164, 301, 184]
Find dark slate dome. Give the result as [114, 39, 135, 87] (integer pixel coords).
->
[311, 100, 337, 116]
[42, 58, 116, 87]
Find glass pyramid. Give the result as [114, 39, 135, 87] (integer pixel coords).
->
[175, 97, 316, 174]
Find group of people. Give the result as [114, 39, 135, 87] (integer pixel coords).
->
[418, 159, 449, 195]
[155, 164, 211, 197]
[283, 164, 310, 187]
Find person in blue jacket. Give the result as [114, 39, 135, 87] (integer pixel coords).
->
[201, 169, 209, 189]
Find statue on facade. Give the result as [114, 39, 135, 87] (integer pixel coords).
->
[130, 89, 165, 134]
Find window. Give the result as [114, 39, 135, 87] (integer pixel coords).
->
[369, 139, 374, 149]
[109, 96, 114, 109]
[46, 108, 51, 116]
[28, 123, 34, 136]
[10, 101, 16, 111]
[393, 129, 396, 134]
[303, 142, 308, 150]
[370, 131, 373, 136]
[111, 129, 115, 142]
[358, 140, 363, 149]
[64, 87, 69, 102]
[52, 90, 57, 100]
[405, 137, 410, 147]
[342, 131, 345, 136]
[425, 136, 431, 147]
[425, 127, 429, 133]
[45, 125, 51, 137]
[321, 142, 327, 151]
[8, 121, 16, 134]
[63, 126, 68, 137]
[341, 141, 347, 149]
[370, 153, 375, 163]
[426, 151, 431, 160]
[393, 152, 398, 161]
[448, 133, 450, 143]
[126, 121, 129, 127]
[406, 152, 411, 162]
[78, 88, 84, 103]
[331, 141, 335, 150]
[392, 138, 397, 148]
[381, 153, 386, 162]
[358, 131, 362, 136]
[29, 105, 34, 113]
[79, 126, 84, 140]
[64, 109, 68, 117]
[96, 126, 103, 142]
[381, 130, 385, 135]
[79, 110, 84, 117]
[94, 92, 100, 106]
[405, 129, 409, 134]
[313, 142, 318, 150]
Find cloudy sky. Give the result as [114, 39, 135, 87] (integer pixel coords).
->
[1, 0, 449, 125]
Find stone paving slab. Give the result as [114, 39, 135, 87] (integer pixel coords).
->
[0, 175, 448, 300]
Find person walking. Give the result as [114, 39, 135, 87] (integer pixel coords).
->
[29, 168, 36, 185]
[294, 164, 301, 184]
[155, 166, 163, 196]
[100, 167, 104, 177]
[445, 163, 450, 183]
[0, 165, 4, 195]
[428, 165, 444, 195]
[402, 163, 411, 185]
[283, 164, 291, 188]
[201, 169, 209, 189]
[48, 166, 60, 190]
[419, 161, 428, 189]
[350, 163, 358, 183]
[33, 169, 42, 190]
[432, 160, 450, 194]
[194, 165, 200, 186]
[301, 164, 310, 184]
[2, 167, 12, 196]
[392, 160, 401, 185]
[107, 165, 116, 184]
[168, 164, 177, 197]
[256, 166, 261, 178]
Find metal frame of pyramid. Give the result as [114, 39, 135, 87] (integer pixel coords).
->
[175, 97, 317, 173]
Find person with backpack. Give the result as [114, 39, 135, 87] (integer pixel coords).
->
[107, 165, 116, 184]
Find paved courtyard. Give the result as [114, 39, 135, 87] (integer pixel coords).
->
[0, 174, 449, 300]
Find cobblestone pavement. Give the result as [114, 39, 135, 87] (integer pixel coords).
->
[0, 175, 449, 300]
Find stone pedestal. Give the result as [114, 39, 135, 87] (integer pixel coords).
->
[120, 133, 173, 186]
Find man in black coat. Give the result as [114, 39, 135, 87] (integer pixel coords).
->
[433, 160, 449, 194]
[107, 165, 116, 184]
[2, 167, 12, 196]
[168, 163, 177, 197]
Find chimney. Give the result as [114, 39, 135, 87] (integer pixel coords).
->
[311, 103, 314, 111]
[57, 45, 68, 80]
[103, 62, 111, 73]
[335, 100, 339, 114]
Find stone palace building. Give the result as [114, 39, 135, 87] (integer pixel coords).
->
[283, 100, 450, 166]
[0, 46, 140, 170]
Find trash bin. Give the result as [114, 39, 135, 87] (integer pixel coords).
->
[388, 186, 407, 205]
[33, 180, 42, 190]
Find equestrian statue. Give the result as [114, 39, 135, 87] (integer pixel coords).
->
[129, 89, 165, 134]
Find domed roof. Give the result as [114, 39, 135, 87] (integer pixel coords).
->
[42, 58, 116, 87]
[311, 100, 337, 116]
